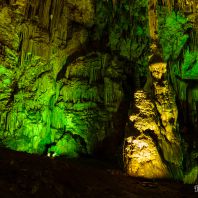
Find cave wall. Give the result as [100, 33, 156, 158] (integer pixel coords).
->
[0, 0, 130, 157]
[0, 0, 198, 184]
[0, 0, 151, 158]
[166, 0, 198, 183]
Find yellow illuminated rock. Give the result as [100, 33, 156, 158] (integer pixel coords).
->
[124, 60, 183, 179]
[124, 135, 169, 178]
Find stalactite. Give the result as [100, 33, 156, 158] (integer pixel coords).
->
[159, 0, 197, 13]
[166, 0, 173, 11]
[24, 0, 67, 41]
[60, 81, 100, 103]
[65, 60, 102, 83]
[148, 0, 158, 52]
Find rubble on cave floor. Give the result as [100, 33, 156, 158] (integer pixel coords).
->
[0, 147, 196, 198]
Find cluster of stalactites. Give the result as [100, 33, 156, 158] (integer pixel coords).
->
[177, 0, 198, 13]
[25, 0, 64, 31]
[159, 0, 198, 12]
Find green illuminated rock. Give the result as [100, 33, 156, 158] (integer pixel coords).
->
[158, 2, 198, 183]
[0, 1, 126, 157]
[0, 0, 197, 184]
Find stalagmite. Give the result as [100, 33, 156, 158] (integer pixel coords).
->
[123, 0, 183, 180]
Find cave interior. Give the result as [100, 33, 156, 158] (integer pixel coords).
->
[0, 0, 198, 197]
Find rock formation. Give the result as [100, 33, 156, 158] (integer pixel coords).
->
[124, 62, 183, 179]
[0, 0, 197, 184]
[0, 0, 126, 157]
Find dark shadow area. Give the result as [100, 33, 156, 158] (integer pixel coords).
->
[0, 146, 197, 198]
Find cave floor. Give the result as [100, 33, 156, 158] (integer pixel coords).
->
[0, 147, 196, 198]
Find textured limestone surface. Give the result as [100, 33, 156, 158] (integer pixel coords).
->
[124, 61, 183, 179]
[0, 0, 198, 184]
[0, 0, 126, 157]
